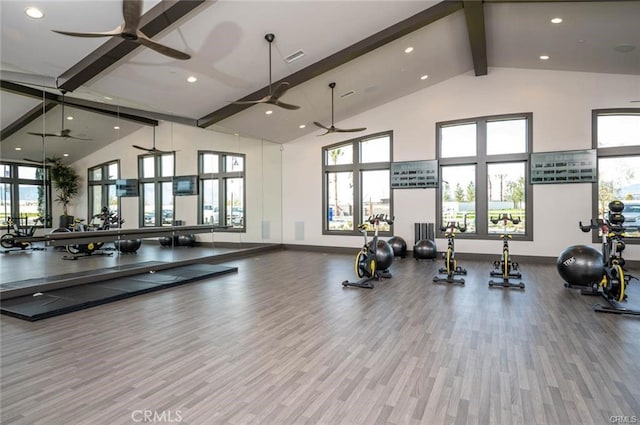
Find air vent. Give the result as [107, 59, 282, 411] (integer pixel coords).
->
[340, 90, 356, 99]
[284, 50, 305, 63]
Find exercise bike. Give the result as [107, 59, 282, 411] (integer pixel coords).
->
[488, 214, 524, 289]
[1, 216, 45, 253]
[342, 214, 393, 289]
[433, 219, 467, 285]
[63, 213, 117, 260]
[578, 200, 638, 316]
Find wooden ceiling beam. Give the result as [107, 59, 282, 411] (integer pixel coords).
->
[463, 0, 488, 76]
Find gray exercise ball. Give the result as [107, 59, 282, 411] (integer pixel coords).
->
[556, 244, 603, 287]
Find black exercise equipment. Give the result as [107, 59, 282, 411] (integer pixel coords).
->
[1, 216, 45, 253]
[342, 214, 394, 289]
[114, 239, 142, 253]
[562, 200, 639, 316]
[557, 245, 604, 287]
[413, 222, 437, 260]
[388, 236, 407, 258]
[433, 220, 467, 285]
[62, 209, 122, 260]
[488, 214, 525, 289]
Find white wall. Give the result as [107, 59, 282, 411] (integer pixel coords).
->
[282, 67, 640, 260]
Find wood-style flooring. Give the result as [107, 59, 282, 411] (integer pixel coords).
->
[1, 250, 639, 425]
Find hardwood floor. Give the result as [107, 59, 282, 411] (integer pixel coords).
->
[1, 250, 639, 425]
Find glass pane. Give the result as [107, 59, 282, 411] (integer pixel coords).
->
[202, 153, 219, 173]
[107, 163, 118, 180]
[597, 114, 640, 148]
[226, 155, 244, 172]
[142, 183, 155, 226]
[142, 156, 155, 178]
[326, 144, 353, 166]
[441, 165, 476, 233]
[361, 136, 390, 163]
[18, 184, 40, 225]
[17, 166, 38, 180]
[487, 162, 526, 235]
[440, 123, 477, 158]
[161, 181, 173, 226]
[362, 170, 390, 231]
[90, 185, 103, 217]
[161, 155, 174, 177]
[107, 185, 118, 225]
[202, 179, 219, 225]
[599, 156, 640, 238]
[1, 183, 12, 224]
[327, 171, 353, 231]
[1, 165, 10, 178]
[226, 178, 244, 228]
[487, 119, 527, 155]
[89, 167, 102, 181]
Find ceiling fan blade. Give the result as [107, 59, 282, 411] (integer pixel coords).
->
[122, 0, 143, 33]
[230, 99, 266, 105]
[137, 32, 191, 60]
[270, 82, 290, 101]
[270, 99, 300, 110]
[132, 145, 174, 154]
[313, 121, 331, 131]
[52, 28, 122, 38]
[132, 144, 152, 152]
[66, 135, 92, 141]
[335, 127, 367, 133]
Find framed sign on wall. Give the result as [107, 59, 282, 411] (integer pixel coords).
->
[391, 160, 438, 189]
[530, 149, 597, 184]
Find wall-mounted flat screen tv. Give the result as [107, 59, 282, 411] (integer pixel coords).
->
[116, 179, 139, 197]
[173, 175, 198, 196]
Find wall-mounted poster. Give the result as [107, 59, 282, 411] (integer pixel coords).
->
[391, 160, 438, 189]
[530, 149, 597, 184]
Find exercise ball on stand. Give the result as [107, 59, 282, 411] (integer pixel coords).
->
[388, 236, 408, 258]
[556, 245, 604, 287]
[414, 239, 437, 260]
[368, 239, 394, 271]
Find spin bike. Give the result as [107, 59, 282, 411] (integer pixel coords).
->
[433, 219, 467, 285]
[342, 214, 393, 289]
[63, 213, 117, 260]
[1, 216, 45, 253]
[488, 214, 524, 289]
[578, 200, 638, 316]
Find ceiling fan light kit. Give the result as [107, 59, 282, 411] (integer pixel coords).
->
[314, 82, 367, 136]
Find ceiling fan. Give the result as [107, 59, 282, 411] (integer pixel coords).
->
[314, 82, 367, 135]
[231, 33, 300, 110]
[51, 0, 191, 61]
[132, 126, 174, 154]
[27, 91, 92, 141]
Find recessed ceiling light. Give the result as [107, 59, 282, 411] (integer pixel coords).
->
[25, 7, 44, 19]
[551, 17, 563, 24]
[15, 147, 22, 151]
[66, 116, 73, 120]
[265, 110, 273, 115]
[299, 124, 306, 129]
[420, 74, 429, 80]
[63, 153, 69, 157]
[614, 44, 636, 53]
[187, 76, 197, 83]
[405, 46, 414, 54]
[114, 126, 120, 130]
[540, 55, 550, 60]
[104, 96, 113, 100]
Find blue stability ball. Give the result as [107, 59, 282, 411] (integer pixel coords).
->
[368, 239, 394, 270]
[556, 244, 604, 287]
[388, 236, 408, 258]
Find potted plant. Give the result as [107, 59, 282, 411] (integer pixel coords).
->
[48, 157, 80, 228]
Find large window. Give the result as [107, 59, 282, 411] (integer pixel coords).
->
[198, 151, 245, 230]
[322, 132, 393, 234]
[138, 154, 174, 227]
[437, 114, 532, 239]
[88, 160, 119, 220]
[593, 109, 640, 240]
[0, 162, 51, 227]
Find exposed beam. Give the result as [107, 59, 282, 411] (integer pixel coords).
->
[1, 102, 57, 141]
[58, 0, 208, 92]
[463, 0, 488, 76]
[197, 0, 464, 128]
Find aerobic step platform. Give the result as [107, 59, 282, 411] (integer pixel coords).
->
[1, 263, 237, 321]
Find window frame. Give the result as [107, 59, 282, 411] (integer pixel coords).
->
[322, 131, 394, 236]
[138, 153, 175, 227]
[87, 160, 120, 220]
[0, 161, 52, 227]
[197, 150, 246, 232]
[591, 108, 640, 244]
[436, 113, 533, 241]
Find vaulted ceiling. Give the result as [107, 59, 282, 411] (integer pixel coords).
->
[1, 0, 639, 163]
